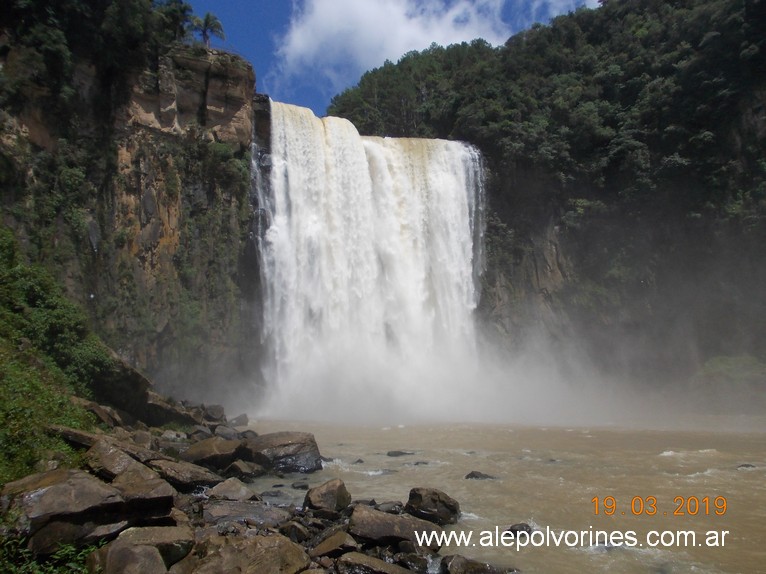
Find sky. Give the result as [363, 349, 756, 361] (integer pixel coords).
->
[186, 0, 599, 117]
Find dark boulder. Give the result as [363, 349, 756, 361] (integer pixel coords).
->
[241, 431, 322, 473]
[404, 487, 460, 526]
[337, 551, 412, 574]
[304, 478, 351, 512]
[348, 504, 443, 551]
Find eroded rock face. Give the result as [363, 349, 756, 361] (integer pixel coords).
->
[123, 46, 254, 150]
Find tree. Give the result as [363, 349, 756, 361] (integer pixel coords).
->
[192, 12, 224, 48]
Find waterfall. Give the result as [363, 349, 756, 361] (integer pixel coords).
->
[256, 101, 485, 421]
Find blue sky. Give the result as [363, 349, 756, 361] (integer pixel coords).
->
[186, 0, 599, 116]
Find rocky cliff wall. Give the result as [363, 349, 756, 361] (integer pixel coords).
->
[1, 45, 262, 405]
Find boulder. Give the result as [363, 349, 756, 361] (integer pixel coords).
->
[179, 437, 244, 469]
[465, 471, 495, 480]
[241, 432, 322, 473]
[93, 526, 194, 571]
[337, 551, 412, 574]
[387, 450, 414, 457]
[206, 477, 260, 501]
[201, 500, 291, 527]
[405, 487, 460, 526]
[348, 504, 443, 551]
[304, 478, 351, 512]
[143, 391, 203, 427]
[145, 459, 223, 492]
[97, 543, 168, 574]
[309, 530, 358, 558]
[229, 413, 249, 427]
[213, 425, 240, 440]
[1, 469, 125, 555]
[191, 534, 310, 574]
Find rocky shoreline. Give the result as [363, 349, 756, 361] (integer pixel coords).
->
[1, 397, 519, 574]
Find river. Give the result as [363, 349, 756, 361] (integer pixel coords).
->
[250, 419, 766, 574]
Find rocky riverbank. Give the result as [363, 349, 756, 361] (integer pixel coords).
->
[1, 396, 518, 574]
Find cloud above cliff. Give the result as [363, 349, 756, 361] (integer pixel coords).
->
[265, 0, 598, 114]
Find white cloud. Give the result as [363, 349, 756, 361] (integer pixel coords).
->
[266, 0, 600, 113]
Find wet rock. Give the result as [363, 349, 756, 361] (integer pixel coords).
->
[505, 523, 532, 537]
[348, 504, 443, 550]
[376, 501, 404, 514]
[337, 551, 412, 574]
[206, 477, 261, 501]
[405, 487, 461, 526]
[396, 552, 430, 573]
[737, 463, 756, 470]
[241, 431, 323, 473]
[201, 500, 291, 527]
[161, 430, 187, 442]
[191, 534, 310, 574]
[387, 450, 414, 457]
[465, 471, 495, 480]
[440, 554, 516, 573]
[179, 437, 244, 469]
[143, 391, 202, 428]
[292, 481, 310, 490]
[304, 478, 351, 512]
[131, 430, 155, 450]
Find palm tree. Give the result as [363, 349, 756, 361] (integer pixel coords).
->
[192, 12, 225, 48]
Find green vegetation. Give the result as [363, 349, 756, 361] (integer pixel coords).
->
[0, 227, 101, 484]
[0, 538, 96, 574]
[329, 0, 766, 379]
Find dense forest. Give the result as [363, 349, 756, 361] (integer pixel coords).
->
[330, 0, 766, 391]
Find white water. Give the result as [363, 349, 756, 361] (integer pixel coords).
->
[256, 102, 485, 421]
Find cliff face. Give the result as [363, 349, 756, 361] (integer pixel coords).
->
[1, 46, 261, 404]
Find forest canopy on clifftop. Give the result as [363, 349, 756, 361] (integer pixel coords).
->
[330, 0, 766, 381]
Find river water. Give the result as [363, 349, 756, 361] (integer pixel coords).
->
[250, 419, 766, 574]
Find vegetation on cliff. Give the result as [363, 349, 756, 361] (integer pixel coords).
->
[329, 0, 766, 382]
[0, 228, 99, 484]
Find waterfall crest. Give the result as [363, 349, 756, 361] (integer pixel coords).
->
[256, 101, 485, 420]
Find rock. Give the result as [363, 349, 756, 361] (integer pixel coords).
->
[505, 523, 532, 537]
[337, 551, 412, 574]
[291, 481, 310, 490]
[222, 459, 267, 481]
[465, 471, 495, 480]
[213, 425, 240, 440]
[229, 413, 249, 427]
[1, 469, 126, 555]
[201, 500, 291, 527]
[348, 504, 443, 551]
[405, 487, 460, 526]
[304, 478, 351, 512]
[387, 450, 414, 457]
[161, 430, 187, 442]
[280, 520, 311, 543]
[97, 525, 194, 570]
[97, 543, 168, 574]
[131, 430, 155, 450]
[376, 501, 404, 514]
[191, 534, 310, 574]
[241, 432, 322, 473]
[396, 552, 430, 573]
[70, 397, 125, 428]
[206, 477, 261, 501]
[143, 391, 202, 428]
[145, 459, 223, 492]
[202, 404, 226, 422]
[737, 463, 756, 470]
[179, 437, 244, 469]
[440, 554, 515, 573]
[309, 530, 358, 558]
[189, 425, 213, 442]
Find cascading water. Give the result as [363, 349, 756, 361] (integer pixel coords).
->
[255, 101, 485, 421]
